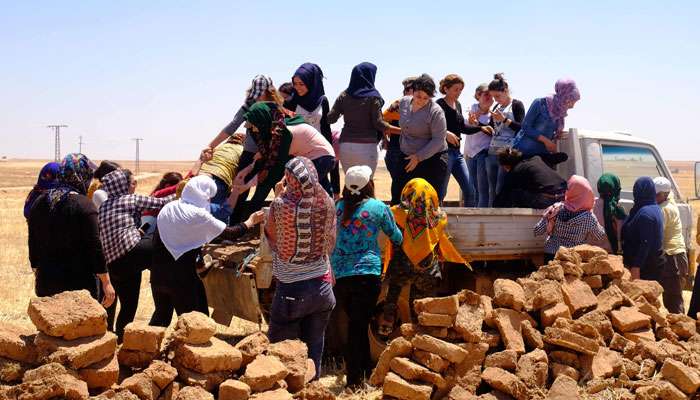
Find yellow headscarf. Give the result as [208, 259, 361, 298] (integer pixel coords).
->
[385, 178, 467, 272]
[87, 179, 101, 199]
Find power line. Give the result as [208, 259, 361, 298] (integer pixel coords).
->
[47, 124, 68, 161]
[78, 135, 85, 153]
[132, 138, 143, 175]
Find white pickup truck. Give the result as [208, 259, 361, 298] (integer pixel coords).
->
[443, 128, 695, 267]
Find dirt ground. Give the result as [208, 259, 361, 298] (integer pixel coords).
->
[0, 158, 697, 398]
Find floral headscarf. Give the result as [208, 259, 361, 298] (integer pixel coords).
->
[47, 153, 96, 211]
[545, 79, 580, 132]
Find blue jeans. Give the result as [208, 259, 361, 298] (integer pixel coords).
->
[312, 155, 335, 197]
[268, 278, 336, 379]
[442, 148, 475, 206]
[486, 154, 507, 207]
[467, 151, 490, 207]
[209, 175, 232, 224]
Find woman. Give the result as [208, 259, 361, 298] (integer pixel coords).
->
[435, 74, 475, 205]
[331, 165, 402, 388]
[327, 62, 392, 174]
[379, 179, 467, 335]
[98, 169, 174, 339]
[487, 74, 526, 198]
[141, 172, 183, 235]
[28, 153, 115, 307]
[494, 148, 567, 209]
[24, 162, 59, 220]
[383, 77, 417, 205]
[265, 157, 336, 379]
[622, 177, 665, 282]
[592, 173, 627, 253]
[464, 84, 496, 207]
[395, 74, 449, 202]
[150, 175, 263, 326]
[89, 160, 121, 208]
[534, 175, 606, 263]
[245, 102, 336, 201]
[513, 79, 580, 160]
[286, 63, 338, 197]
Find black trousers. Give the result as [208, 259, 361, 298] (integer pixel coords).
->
[391, 151, 448, 205]
[106, 235, 152, 339]
[149, 235, 208, 327]
[332, 275, 381, 386]
[35, 268, 99, 299]
[229, 150, 256, 224]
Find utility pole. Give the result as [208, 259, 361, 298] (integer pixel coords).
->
[78, 135, 85, 153]
[47, 124, 68, 161]
[132, 138, 143, 175]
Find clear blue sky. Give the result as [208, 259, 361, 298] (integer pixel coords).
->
[1, 1, 698, 161]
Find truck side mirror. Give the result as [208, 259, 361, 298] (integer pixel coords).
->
[696, 162, 700, 198]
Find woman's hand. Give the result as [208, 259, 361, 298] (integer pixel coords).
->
[446, 132, 460, 146]
[491, 110, 505, 123]
[468, 112, 478, 125]
[404, 154, 420, 172]
[232, 164, 257, 191]
[480, 125, 495, 136]
[254, 152, 262, 161]
[540, 136, 557, 153]
[101, 281, 116, 308]
[244, 210, 266, 229]
[199, 148, 213, 162]
[274, 180, 286, 197]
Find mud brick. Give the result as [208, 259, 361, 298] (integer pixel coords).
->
[174, 336, 242, 374]
[638, 359, 657, 379]
[240, 355, 288, 393]
[521, 320, 543, 350]
[412, 350, 449, 373]
[550, 350, 580, 368]
[493, 308, 527, 354]
[249, 388, 292, 400]
[173, 312, 216, 345]
[481, 295, 497, 328]
[484, 350, 518, 370]
[516, 349, 548, 388]
[159, 382, 180, 400]
[120, 372, 160, 400]
[596, 285, 629, 314]
[516, 278, 540, 311]
[658, 381, 690, 400]
[543, 327, 599, 355]
[21, 362, 76, 382]
[118, 348, 157, 369]
[122, 323, 166, 354]
[143, 360, 178, 390]
[634, 385, 660, 400]
[621, 358, 640, 378]
[77, 353, 119, 389]
[0, 356, 28, 383]
[561, 276, 597, 317]
[531, 280, 564, 310]
[5, 365, 88, 400]
[267, 340, 309, 393]
[411, 334, 468, 363]
[454, 302, 484, 343]
[582, 255, 619, 275]
[582, 275, 603, 289]
[531, 263, 565, 282]
[550, 362, 579, 381]
[369, 337, 412, 386]
[481, 329, 501, 349]
[417, 312, 455, 327]
[609, 333, 633, 352]
[580, 347, 622, 379]
[383, 371, 432, 400]
[0, 323, 38, 364]
[93, 389, 140, 400]
[668, 314, 696, 339]
[547, 375, 581, 400]
[540, 303, 571, 328]
[636, 297, 667, 327]
[481, 367, 529, 400]
[174, 386, 214, 400]
[578, 310, 614, 343]
[615, 280, 663, 308]
[218, 380, 250, 400]
[390, 357, 429, 380]
[661, 358, 700, 394]
[234, 332, 269, 367]
[611, 307, 651, 333]
[34, 331, 117, 369]
[623, 328, 655, 343]
[175, 364, 229, 392]
[572, 244, 607, 262]
[414, 295, 460, 315]
[493, 279, 525, 311]
[27, 290, 107, 340]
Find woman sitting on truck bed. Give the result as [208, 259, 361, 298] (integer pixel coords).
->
[534, 175, 606, 263]
[512, 79, 580, 165]
[494, 147, 567, 209]
[379, 178, 467, 336]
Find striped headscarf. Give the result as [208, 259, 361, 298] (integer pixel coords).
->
[47, 153, 96, 211]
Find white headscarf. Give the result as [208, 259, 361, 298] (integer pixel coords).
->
[157, 175, 227, 260]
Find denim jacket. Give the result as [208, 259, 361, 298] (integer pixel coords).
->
[513, 98, 557, 158]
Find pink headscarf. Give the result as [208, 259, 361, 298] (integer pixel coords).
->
[545, 79, 580, 132]
[544, 175, 594, 234]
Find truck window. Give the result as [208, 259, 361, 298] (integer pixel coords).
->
[601, 145, 664, 191]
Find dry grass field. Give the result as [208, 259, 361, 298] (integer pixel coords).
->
[0, 158, 697, 398]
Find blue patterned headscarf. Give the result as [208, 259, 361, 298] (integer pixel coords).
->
[47, 153, 96, 211]
[23, 162, 60, 219]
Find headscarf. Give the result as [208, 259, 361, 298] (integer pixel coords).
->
[597, 173, 627, 252]
[270, 157, 334, 263]
[628, 177, 657, 221]
[46, 153, 96, 211]
[621, 177, 663, 265]
[542, 175, 595, 234]
[157, 175, 227, 260]
[289, 63, 325, 112]
[387, 178, 466, 269]
[244, 75, 274, 107]
[545, 79, 580, 132]
[24, 162, 60, 218]
[244, 102, 304, 185]
[100, 169, 130, 198]
[346, 62, 383, 103]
